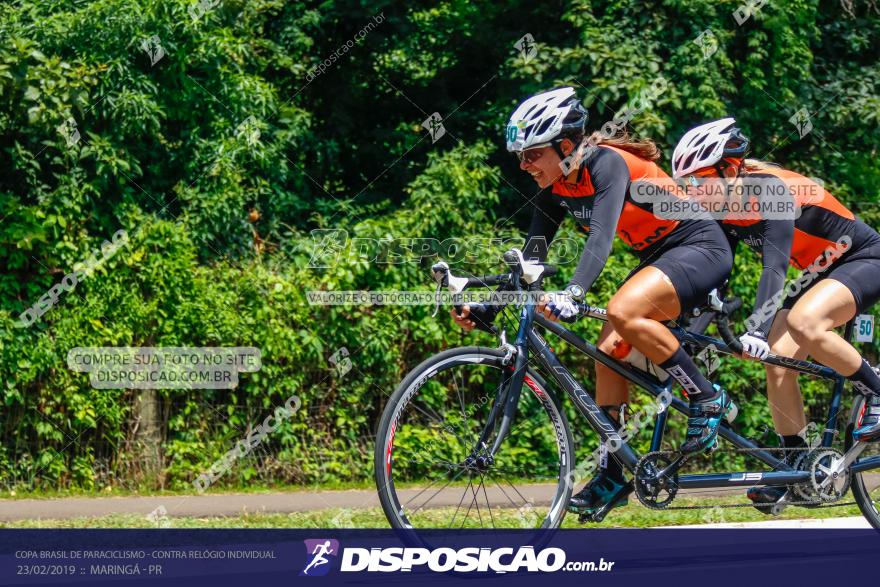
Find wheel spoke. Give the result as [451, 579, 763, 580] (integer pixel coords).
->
[449, 475, 472, 528]
[487, 470, 521, 508]
[459, 477, 478, 529]
[479, 471, 496, 528]
[407, 467, 467, 515]
[451, 366, 482, 447]
[469, 476, 485, 527]
[491, 471, 533, 506]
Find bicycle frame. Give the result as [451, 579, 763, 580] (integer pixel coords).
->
[485, 299, 880, 499]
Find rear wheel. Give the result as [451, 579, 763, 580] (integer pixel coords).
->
[375, 346, 574, 529]
[848, 395, 880, 529]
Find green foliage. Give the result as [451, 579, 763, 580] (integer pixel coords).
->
[0, 0, 878, 491]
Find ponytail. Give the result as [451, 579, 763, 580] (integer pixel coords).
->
[743, 158, 781, 172]
[585, 129, 661, 161]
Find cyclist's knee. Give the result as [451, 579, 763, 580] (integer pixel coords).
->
[606, 297, 638, 333]
[786, 311, 827, 347]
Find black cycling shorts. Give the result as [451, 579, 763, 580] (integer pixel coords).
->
[783, 243, 880, 313]
[627, 219, 734, 314]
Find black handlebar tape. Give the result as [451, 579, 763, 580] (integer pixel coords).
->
[717, 316, 744, 354]
[715, 296, 744, 353]
[722, 297, 743, 315]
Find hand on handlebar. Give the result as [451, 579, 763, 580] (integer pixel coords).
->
[450, 305, 476, 332]
[537, 291, 580, 323]
[739, 331, 770, 361]
[451, 304, 499, 333]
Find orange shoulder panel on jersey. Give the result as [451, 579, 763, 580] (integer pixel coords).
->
[756, 167, 854, 219]
[550, 145, 683, 250]
[758, 167, 856, 269]
[599, 144, 668, 182]
[599, 145, 682, 250]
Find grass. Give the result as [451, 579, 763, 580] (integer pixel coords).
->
[0, 496, 864, 529]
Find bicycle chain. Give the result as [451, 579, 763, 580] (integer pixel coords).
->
[633, 447, 856, 511]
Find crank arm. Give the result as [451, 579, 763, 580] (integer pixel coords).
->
[832, 442, 867, 476]
[592, 482, 633, 522]
[770, 489, 794, 516]
[658, 454, 688, 479]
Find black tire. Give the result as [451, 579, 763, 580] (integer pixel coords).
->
[848, 395, 880, 529]
[374, 346, 574, 529]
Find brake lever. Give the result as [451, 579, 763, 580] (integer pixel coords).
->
[708, 289, 725, 313]
[431, 261, 449, 286]
[708, 288, 743, 316]
[431, 281, 442, 317]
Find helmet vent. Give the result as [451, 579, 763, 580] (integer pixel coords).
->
[682, 152, 696, 170]
[700, 141, 719, 158]
[534, 116, 556, 137]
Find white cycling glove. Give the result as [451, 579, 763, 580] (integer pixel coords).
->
[740, 331, 770, 360]
[545, 289, 580, 320]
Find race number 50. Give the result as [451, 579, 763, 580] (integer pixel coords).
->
[856, 314, 875, 343]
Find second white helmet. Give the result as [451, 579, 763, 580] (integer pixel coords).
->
[672, 118, 750, 178]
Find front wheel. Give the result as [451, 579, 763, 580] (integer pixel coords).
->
[375, 346, 574, 529]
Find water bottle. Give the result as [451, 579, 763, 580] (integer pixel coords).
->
[610, 339, 670, 382]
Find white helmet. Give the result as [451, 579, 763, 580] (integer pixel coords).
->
[671, 118, 750, 178]
[505, 87, 587, 152]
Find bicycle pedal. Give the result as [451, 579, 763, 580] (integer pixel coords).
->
[577, 509, 606, 523]
[577, 512, 596, 523]
[577, 502, 622, 523]
[770, 489, 793, 515]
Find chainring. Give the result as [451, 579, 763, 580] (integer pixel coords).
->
[634, 452, 681, 510]
[791, 449, 821, 502]
[808, 448, 851, 503]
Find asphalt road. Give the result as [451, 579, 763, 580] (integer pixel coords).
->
[0, 487, 386, 521]
[1, 475, 877, 523]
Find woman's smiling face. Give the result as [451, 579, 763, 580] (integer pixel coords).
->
[517, 140, 572, 188]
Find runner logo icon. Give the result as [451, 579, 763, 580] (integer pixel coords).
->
[301, 539, 340, 576]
